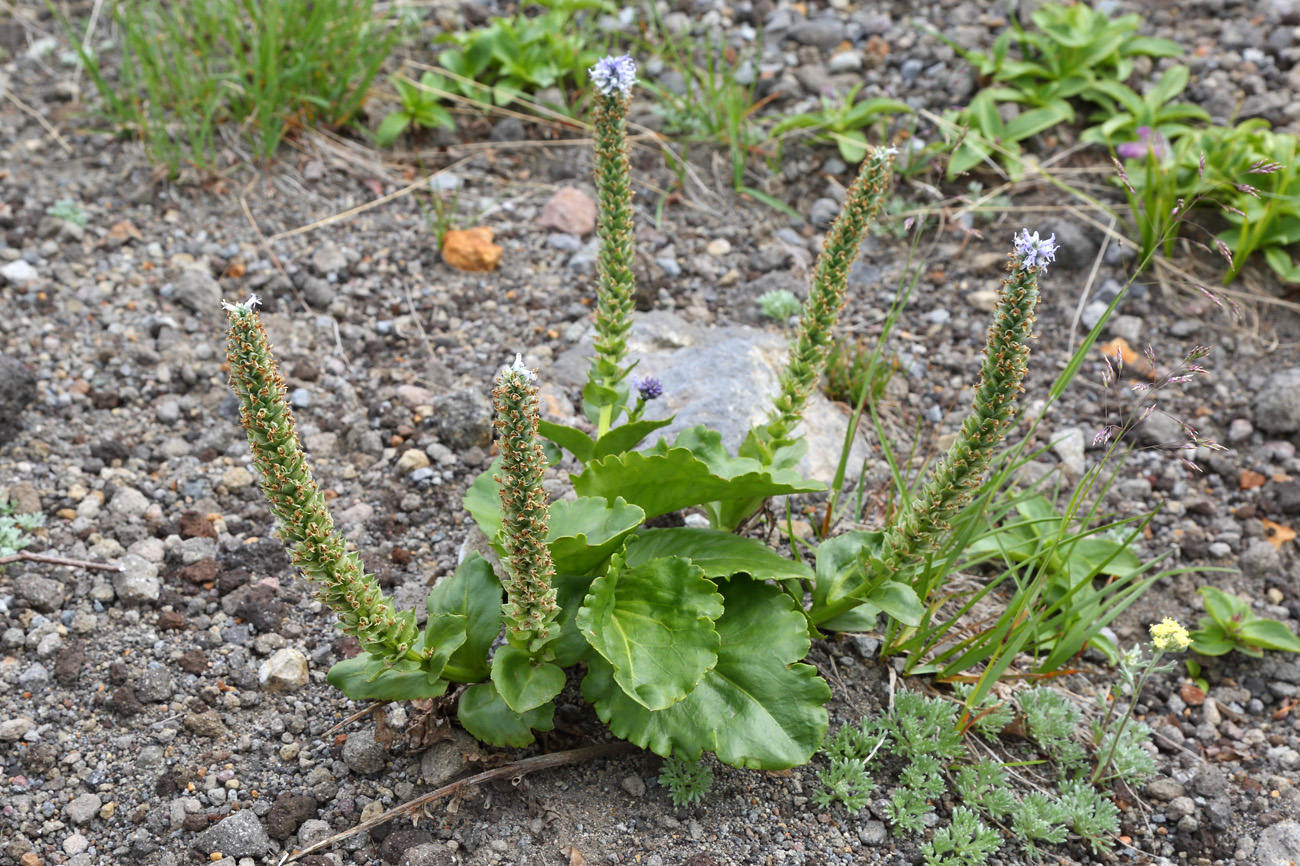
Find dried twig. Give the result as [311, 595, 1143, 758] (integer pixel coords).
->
[278, 741, 640, 863]
[0, 551, 122, 571]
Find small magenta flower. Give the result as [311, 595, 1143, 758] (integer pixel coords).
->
[1115, 126, 1167, 161]
[634, 376, 663, 401]
[1012, 229, 1059, 273]
[590, 54, 637, 98]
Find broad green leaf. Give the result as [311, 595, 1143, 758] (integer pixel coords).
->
[1003, 103, 1074, 142]
[1199, 586, 1244, 626]
[865, 581, 924, 627]
[573, 430, 821, 520]
[457, 681, 555, 748]
[1265, 246, 1300, 282]
[376, 112, 411, 147]
[1240, 619, 1300, 653]
[547, 496, 645, 575]
[328, 653, 451, 701]
[623, 527, 814, 583]
[550, 572, 595, 667]
[1148, 65, 1190, 108]
[425, 553, 503, 680]
[463, 462, 504, 542]
[577, 556, 724, 711]
[490, 646, 566, 712]
[538, 420, 595, 463]
[812, 530, 884, 610]
[421, 613, 470, 678]
[819, 605, 881, 633]
[1125, 35, 1181, 57]
[594, 418, 675, 459]
[832, 129, 869, 164]
[1061, 536, 1142, 584]
[581, 579, 830, 770]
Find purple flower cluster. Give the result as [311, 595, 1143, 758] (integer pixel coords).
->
[634, 376, 663, 401]
[1115, 126, 1167, 161]
[1012, 229, 1059, 273]
[589, 54, 637, 98]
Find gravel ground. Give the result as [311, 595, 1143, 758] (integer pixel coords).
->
[3, 1, 1300, 864]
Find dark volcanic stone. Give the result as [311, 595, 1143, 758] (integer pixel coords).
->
[179, 559, 220, 585]
[105, 686, 143, 716]
[179, 511, 219, 539]
[0, 352, 37, 440]
[265, 792, 318, 840]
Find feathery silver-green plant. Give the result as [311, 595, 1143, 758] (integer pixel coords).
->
[766, 145, 896, 442]
[587, 54, 639, 437]
[491, 355, 560, 654]
[223, 295, 422, 664]
[876, 230, 1055, 573]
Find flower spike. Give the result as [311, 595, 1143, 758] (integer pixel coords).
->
[492, 358, 560, 653]
[223, 301, 419, 661]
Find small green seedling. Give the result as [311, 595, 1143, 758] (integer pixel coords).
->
[757, 288, 802, 321]
[658, 754, 714, 807]
[377, 72, 456, 146]
[768, 84, 911, 163]
[46, 199, 88, 227]
[1191, 586, 1300, 657]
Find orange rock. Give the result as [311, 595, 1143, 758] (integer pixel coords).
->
[1263, 519, 1297, 549]
[1240, 469, 1268, 490]
[441, 227, 502, 273]
[1099, 337, 1139, 365]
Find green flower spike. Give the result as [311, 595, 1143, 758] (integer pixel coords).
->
[223, 295, 420, 663]
[767, 145, 896, 442]
[492, 355, 561, 654]
[588, 54, 639, 437]
[877, 228, 1054, 575]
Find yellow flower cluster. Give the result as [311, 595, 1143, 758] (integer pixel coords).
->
[1149, 618, 1191, 652]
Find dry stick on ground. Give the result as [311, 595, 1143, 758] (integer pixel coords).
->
[279, 742, 641, 864]
[0, 551, 122, 571]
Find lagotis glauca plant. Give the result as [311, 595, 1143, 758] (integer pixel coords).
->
[224, 54, 1060, 770]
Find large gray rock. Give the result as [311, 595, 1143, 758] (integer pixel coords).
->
[64, 793, 101, 825]
[428, 388, 494, 450]
[15, 574, 64, 613]
[171, 268, 222, 315]
[549, 311, 869, 484]
[1255, 368, 1300, 433]
[194, 809, 270, 858]
[113, 554, 160, 606]
[341, 729, 387, 775]
[1258, 820, 1300, 865]
[0, 353, 37, 442]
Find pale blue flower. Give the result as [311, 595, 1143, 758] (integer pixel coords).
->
[1012, 229, 1058, 273]
[589, 54, 637, 98]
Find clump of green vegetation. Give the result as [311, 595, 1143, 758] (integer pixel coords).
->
[757, 288, 803, 321]
[657, 754, 714, 807]
[434, 1, 610, 109]
[46, 199, 88, 227]
[812, 691, 1129, 864]
[377, 72, 457, 146]
[823, 338, 894, 408]
[0, 500, 45, 563]
[65, 0, 399, 175]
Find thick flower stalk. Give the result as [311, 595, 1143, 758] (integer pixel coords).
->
[767, 145, 896, 441]
[492, 356, 560, 653]
[223, 297, 420, 661]
[588, 54, 639, 436]
[876, 229, 1054, 576]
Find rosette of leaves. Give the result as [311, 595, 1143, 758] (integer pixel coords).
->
[226, 301, 830, 770]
